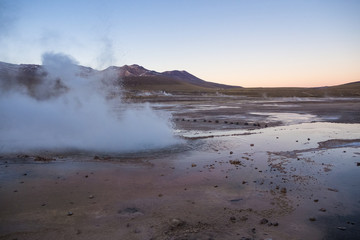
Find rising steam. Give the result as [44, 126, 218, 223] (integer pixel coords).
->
[0, 53, 180, 153]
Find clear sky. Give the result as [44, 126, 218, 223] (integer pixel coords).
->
[0, 0, 359, 87]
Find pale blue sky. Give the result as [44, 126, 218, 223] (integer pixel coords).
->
[1, 0, 359, 87]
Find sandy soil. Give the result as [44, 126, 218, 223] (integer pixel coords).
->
[1, 96, 360, 240]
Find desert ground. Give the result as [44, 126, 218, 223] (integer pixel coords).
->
[1, 95, 360, 240]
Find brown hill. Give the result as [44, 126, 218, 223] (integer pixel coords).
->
[0, 61, 359, 97]
[101, 64, 237, 91]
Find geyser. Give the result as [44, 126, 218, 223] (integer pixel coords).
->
[0, 53, 180, 153]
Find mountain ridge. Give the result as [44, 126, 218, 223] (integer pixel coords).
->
[0, 61, 359, 97]
[0, 61, 238, 90]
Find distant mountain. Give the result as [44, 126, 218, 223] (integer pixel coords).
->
[102, 64, 237, 90]
[0, 61, 237, 96]
[1, 61, 359, 98]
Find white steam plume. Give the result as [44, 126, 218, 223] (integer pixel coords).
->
[0, 52, 180, 153]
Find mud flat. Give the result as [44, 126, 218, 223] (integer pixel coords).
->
[1, 96, 360, 240]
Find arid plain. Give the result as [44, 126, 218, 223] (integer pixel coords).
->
[1, 94, 360, 240]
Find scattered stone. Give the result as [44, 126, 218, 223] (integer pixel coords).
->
[328, 188, 339, 192]
[85, 175, 88, 178]
[314, 199, 319, 202]
[273, 222, 279, 226]
[191, 163, 197, 167]
[13, 190, 18, 193]
[307, 138, 311, 141]
[229, 160, 242, 165]
[88, 195, 94, 199]
[169, 218, 186, 229]
[309, 217, 316, 222]
[250, 144, 254, 147]
[41, 203, 46, 207]
[280, 188, 287, 194]
[244, 122, 249, 126]
[319, 208, 327, 212]
[94, 156, 100, 160]
[240, 216, 248, 221]
[214, 185, 218, 188]
[242, 181, 247, 184]
[158, 194, 163, 197]
[215, 120, 219, 123]
[67, 211, 73, 216]
[260, 218, 269, 224]
[230, 216, 236, 223]
[230, 151, 233, 154]
[34, 156, 54, 162]
[356, 162, 360, 166]
[251, 228, 256, 234]
[337, 227, 346, 231]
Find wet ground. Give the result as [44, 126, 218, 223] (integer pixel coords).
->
[0, 96, 360, 240]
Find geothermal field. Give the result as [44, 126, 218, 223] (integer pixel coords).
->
[0, 58, 360, 240]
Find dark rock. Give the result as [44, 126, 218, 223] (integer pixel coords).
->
[94, 156, 100, 160]
[309, 217, 316, 222]
[169, 218, 186, 229]
[230, 216, 236, 223]
[280, 187, 287, 193]
[273, 222, 279, 226]
[337, 226, 346, 231]
[319, 208, 327, 212]
[244, 122, 249, 126]
[260, 218, 269, 224]
[34, 156, 54, 162]
[356, 162, 360, 166]
[119, 207, 139, 214]
[230, 151, 233, 154]
[67, 211, 73, 216]
[88, 195, 94, 199]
